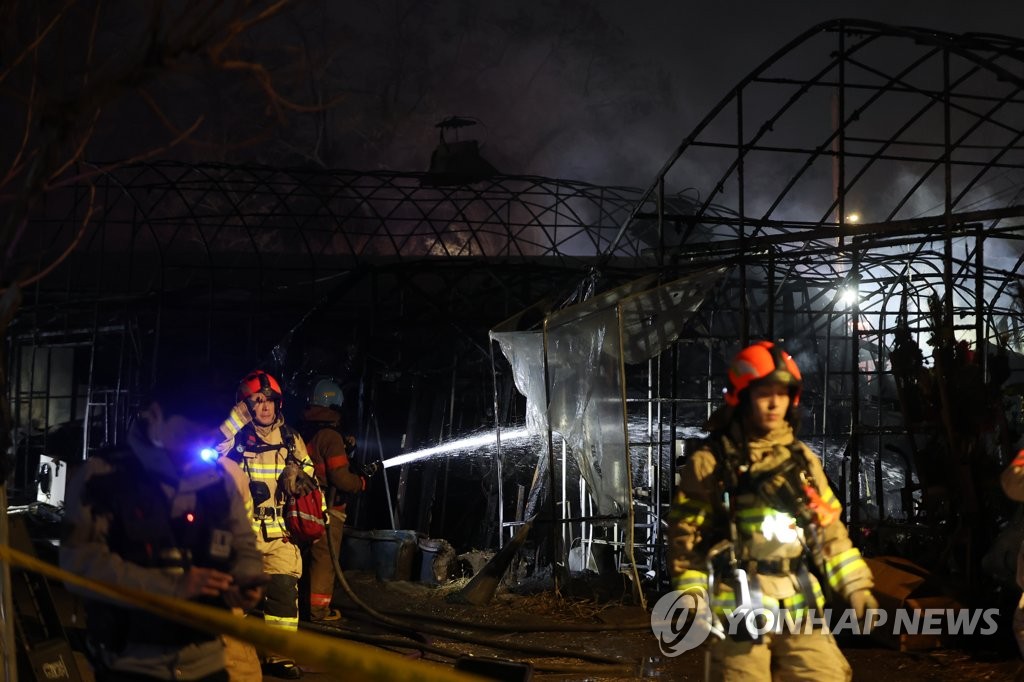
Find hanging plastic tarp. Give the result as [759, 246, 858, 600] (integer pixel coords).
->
[492, 266, 729, 519]
[545, 267, 729, 515]
[545, 300, 628, 515]
[490, 275, 657, 519]
[490, 332, 547, 436]
[489, 330, 550, 520]
[619, 266, 729, 364]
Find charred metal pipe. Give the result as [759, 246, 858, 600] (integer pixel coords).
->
[448, 516, 534, 606]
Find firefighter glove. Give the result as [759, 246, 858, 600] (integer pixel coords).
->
[280, 463, 318, 496]
[219, 400, 253, 440]
[849, 589, 879, 622]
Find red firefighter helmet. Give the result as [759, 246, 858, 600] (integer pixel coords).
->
[237, 370, 284, 406]
[725, 341, 802, 407]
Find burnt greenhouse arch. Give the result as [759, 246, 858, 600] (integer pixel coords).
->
[9, 21, 1024, 582]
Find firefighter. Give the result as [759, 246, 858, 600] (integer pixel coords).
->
[217, 370, 318, 680]
[999, 448, 1024, 657]
[61, 365, 266, 682]
[298, 378, 379, 622]
[668, 341, 877, 682]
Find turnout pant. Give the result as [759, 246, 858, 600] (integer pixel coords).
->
[259, 536, 302, 664]
[709, 629, 852, 682]
[309, 509, 346, 619]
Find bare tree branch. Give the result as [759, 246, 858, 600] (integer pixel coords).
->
[0, 185, 96, 293]
[0, 0, 75, 87]
[0, 0, 314, 280]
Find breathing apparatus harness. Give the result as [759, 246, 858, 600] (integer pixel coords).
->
[708, 431, 834, 641]
[230, 421, 297, 527]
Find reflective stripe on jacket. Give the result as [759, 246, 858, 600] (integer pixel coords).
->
[668, 421, 873, 603]
[219, 416, 317, 541]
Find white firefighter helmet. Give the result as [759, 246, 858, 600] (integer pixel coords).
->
[310, 378, 343, 408]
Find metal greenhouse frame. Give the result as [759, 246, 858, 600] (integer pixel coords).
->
[7, 20, 1024, 598]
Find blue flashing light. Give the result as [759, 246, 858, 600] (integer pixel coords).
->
[199, 447, 219, 463]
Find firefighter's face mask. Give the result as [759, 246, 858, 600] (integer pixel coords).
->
[247, 394, 277, 426]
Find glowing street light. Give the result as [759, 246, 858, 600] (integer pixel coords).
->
[840, 287, 858, 307]
[845, 212, 860, 224]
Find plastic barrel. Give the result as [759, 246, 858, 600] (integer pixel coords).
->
[369, 529, 418, 581]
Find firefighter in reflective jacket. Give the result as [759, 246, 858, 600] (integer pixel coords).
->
[217, 370, 319, 680]
[999, 448, 1024, 658]
[668, 341, 876, 682]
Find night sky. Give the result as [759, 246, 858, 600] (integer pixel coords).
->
[5, 1, 1024, 283]
[67, 1, 1024, 191]
[256, 1, 1024, 187]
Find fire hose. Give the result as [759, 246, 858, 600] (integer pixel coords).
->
[319, 489, 639, 668]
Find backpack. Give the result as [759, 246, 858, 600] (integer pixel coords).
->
[283, 484, 326, 544]
[279, 425, 326, 544]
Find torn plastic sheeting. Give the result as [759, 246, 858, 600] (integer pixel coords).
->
[490, 330, 550, 520]
[617, 266, 729, 364]
[543, 274, 658, 328]
[490, 331, 547, 437]
[545, 303, 628, 516]
[492, 268, 727, 518]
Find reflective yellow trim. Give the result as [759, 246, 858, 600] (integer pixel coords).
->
[668, 497, 711, 527]
[672, 570, 708, 592]
[264, 614, 299, 631]
[825, 548, 867, 590]
[710, 583, 736, 615]
[820, 486, 839, 506]
[246, 464, 288, 476]
[710, 573, 825, 621]
[220, 408, 249, 438]
[735, 507, 797, 537]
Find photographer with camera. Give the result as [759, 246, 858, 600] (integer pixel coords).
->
[60, 364, 266, 682]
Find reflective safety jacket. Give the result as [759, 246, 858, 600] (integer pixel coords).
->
[219, 415, 319, 542]
[668, 421, 873, 621]
[999, 452, 1024, 590]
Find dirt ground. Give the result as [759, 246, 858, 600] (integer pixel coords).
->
[30, 551, 1024, 681]
[279, 571, 1024, 682]
[34, 568, 1024, 682]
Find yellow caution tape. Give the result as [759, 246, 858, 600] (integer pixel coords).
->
[0, 544, 485, 682]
